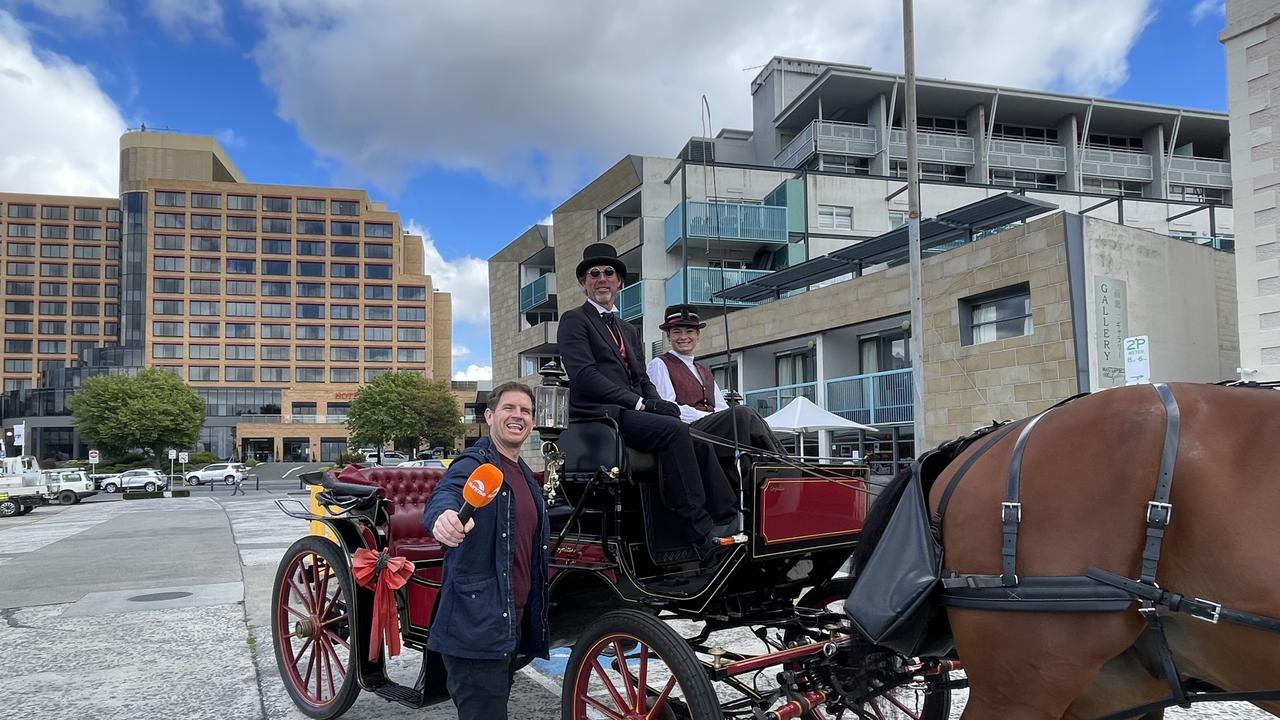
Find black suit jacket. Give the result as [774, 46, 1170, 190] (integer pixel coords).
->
[557, 301, 659, 419]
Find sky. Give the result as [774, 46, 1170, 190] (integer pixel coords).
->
[0, 0, 1230, 381]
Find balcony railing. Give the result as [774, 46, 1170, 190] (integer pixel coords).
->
[775, 120, 881, 168]
[617, 283, 643, 322]
[237, 414, 350, 425]
[743, 382, 817, 418]
[889, 129, 976, 165]
[987, 138, 1068, 174]
[1167, 156, 1233, 189]
[665, 201, 789, 250]
[665, 267, 773, 306]
[825, 368, 913, 426]
[1081, 148, 1153, 181]
[518, 273, 555, 314]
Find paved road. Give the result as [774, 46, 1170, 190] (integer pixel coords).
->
[0, 490, 1271, 718]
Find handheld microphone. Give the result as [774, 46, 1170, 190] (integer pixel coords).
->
[458, 463, 504, 524]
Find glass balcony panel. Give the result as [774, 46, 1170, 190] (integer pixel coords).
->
[743, 382, 817, 418]
[665, 267, 773, 306]
[518, 273, 555, 314]
[617, 283, 644, 322]
[825, 368, 913, 426]
[666, 201, 788, 250]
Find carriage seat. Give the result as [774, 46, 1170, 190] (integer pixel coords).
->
[351, 466, 446, 563]
[558, 418, 657, 479]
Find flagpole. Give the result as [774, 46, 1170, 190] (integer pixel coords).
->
[903, 0, 926, 458]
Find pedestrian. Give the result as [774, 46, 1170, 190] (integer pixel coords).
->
[422, 381, 548, 720]
[230, 474, 245, 496]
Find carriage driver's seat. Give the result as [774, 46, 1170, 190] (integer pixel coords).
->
[348, 466, 446, 567]
[557, 418, 698, 566]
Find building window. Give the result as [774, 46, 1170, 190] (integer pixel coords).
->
[891, 160, 966, 183]
[397, 348, 425, 362]
[72, 284, 99, 297]
[330, 325, 358, 340]
[399, 286, 426, 301]
[297, 368, 324, 383]
[227, 216, 256, 232]
[960, 283, 1032, 346]
[365, 264, 392, 279]
[330, 262, 358, 278]
[226, 322, 254, 339]
[262, 324, 290, 339]
[1086, 133, 1143, 151]
[154, 234, 184, 250]
[366, 244, 393, 259]
[72, 264, 99, 278]
[190, 301, 220, 316]
[4, 360, 33, 373]
[398, 327, 426, 342]
[990, 169, 1059, 190]
[228, 195, 256, 211]
[331, 221, 358, 237]
[364, 326, 392, 341]
[330, 305, 358, 319]
[262, 303, 291, 318]
[39, 282, 66, 296]
[153, 300, 184, 315]
[1168, 184, 1230, 205]
[152, 321, 183, 337]
[40, 264, 68, 277]
[261, 367, 290, 382]
[262, 239, 290, 255]
[6, 281, 32, 295]
[297, 220, 325, 235]
[298, 261, 325, 277]
[189, 366, 220, 382]
[75, 207, 102, 222]
[226, 259, 255, 274]
[72, 321, 98, 335]
[365, 222, 393, 237]
[1082, 177, 1144, 197]
[775, 348, 816, 386]
[365, 306, 392, 321]
[817, 205, 853, 230]
[224, 345, 253, 360]
[8, 224, 35, 238]
[41, 225, 68, 239]
[193, 257, 223, 273]
[261, 345, 290, 360]
[263, 197, 292, 213]
[5, 340, 32, 353]
[365, 285, 392, 300]
[991, 123, 1059, 143]
[190, 322, 220, 338]
[258, 282, 287, 297]
[365, 347, 392, 362]
[154, 192, 185, 207]
[154, 212, 185, 229]
[297, 325, 324, 340]
[38, 340, 66, 353]
[4, 320, 32, 333]
[8, 242, 34, 256]
[330, 368, 359, 383]
[228, 237, 256, 253]
[263, 218, 291, 234]
[71, 302, 98, 316]
[296, 282, 324, 298]
[154, 278, 184, 294]
[263, 260, 291, 275]
[5, 301, 33, 314]
[331, 200, 360, 216]
[190, 214, 220, 231]
[191, 193, 221, 209]
[297, 303, 324, 319]
[7, 262, 34, 275]
[73, 226, 102, 241]
[297, 198, 325, 214]
[152, 344, 183, 359]
[8, 204, 35, 218]
[223, 280, 253, 295]
[225, 367, 255, 382]
[39, 302, 65, 316]
[331, 242, 358, 257]
[397, 307, 426, 322]
[298, 241, 326, 256]
[296, 346, 324, 361]
[331, 347, 358, 362]
[191, 344, 220, 359]
[192, 236, 221, 251]
[39, 318, 65, 332]
[331, 284, 358, 299]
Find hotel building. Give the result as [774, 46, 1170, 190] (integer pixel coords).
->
[1, 131, 452, 463]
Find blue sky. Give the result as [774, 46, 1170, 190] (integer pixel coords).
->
[0, 0, 1229, 379]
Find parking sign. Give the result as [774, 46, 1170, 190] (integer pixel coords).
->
[168, 448, 177, 460]
[178, 452, 188, 464]
[89, 449, 100, 464]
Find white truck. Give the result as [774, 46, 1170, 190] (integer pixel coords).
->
[0, 456, 98, 517]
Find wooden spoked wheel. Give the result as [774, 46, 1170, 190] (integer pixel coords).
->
[271, 536, 361, 719]
[563, 609, 722, 720]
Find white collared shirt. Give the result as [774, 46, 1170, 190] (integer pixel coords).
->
[646, 351, 728, 424]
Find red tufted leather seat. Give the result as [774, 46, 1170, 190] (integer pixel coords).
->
[345, 466, 447, 563]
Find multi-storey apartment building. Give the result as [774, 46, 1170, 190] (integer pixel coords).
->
[490, 57, 1239, 467]
[1, 131, 452, 463]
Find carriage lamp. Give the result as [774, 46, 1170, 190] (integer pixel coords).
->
[534, 360, 569, 441]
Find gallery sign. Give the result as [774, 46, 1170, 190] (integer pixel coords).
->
[1095, 277, 1128, 388]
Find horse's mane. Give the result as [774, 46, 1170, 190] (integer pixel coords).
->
[852, 422, 1008, 576]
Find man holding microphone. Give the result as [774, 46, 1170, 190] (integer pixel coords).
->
[423, 381, 548, 720]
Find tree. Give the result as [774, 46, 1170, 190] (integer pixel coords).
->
[347, 372, 462, 452]
[69, 368, 205, 463]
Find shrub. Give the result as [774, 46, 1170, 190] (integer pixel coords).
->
[186, 451, 219, 467]
[244, 458, 259, 468]
[334, 451, 365, 467]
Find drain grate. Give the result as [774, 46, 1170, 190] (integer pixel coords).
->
[127, 591, 194, 602]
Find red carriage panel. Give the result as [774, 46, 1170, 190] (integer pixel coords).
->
[751, 466, 867, 558]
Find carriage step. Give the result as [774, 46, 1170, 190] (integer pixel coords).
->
[371, 681, 423, 707]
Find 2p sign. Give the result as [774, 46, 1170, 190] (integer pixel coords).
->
[1124, 335, 1151, 385]
[168, 449, 177, 460]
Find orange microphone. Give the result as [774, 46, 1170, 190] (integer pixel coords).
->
[457, 463, 504, 524]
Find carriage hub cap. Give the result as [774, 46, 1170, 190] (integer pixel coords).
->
[294, 619, 316, 638]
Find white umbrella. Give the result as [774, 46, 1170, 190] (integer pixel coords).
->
[763, 395, 879, 460]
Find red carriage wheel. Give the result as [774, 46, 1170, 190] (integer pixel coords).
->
[562, 609, 722, 720]
[272, 536, 361, 719]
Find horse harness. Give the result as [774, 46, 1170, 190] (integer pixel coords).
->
[932, 383, 1280, 719]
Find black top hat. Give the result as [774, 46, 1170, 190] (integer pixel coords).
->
[575, 242, 627, 279]
[659, 304, 706, 331]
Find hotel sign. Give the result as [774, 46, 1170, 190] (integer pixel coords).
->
[1095, 277, 1128, 388]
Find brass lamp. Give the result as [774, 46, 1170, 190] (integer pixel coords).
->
[533, 360, 569, 442]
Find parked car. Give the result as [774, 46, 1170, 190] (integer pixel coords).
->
[185, 463, 247, 486]
[361, 451, 409, 466]
[98, 468, 168, 493]
[396, 459, 446, 469]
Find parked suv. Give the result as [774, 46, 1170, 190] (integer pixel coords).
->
[361, 451, 408, 466]
[98, 468, 168, 493]
[185, 463, 247, 486]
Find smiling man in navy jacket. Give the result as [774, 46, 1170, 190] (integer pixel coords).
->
[422, 381, 548, 720]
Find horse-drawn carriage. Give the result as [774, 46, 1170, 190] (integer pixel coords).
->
[270, 365, 960, 719]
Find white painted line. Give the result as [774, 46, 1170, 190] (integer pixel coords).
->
[281, 465, 305, 478]
[519, 664, 564, 695]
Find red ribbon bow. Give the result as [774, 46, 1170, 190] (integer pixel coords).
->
[351, 548, 414, 661]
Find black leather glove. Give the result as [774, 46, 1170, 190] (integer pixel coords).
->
[645, 399, 681, 418]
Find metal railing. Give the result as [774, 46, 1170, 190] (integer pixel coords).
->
[236, 414, 350, 424]
[889, 129, 976, 165]
[518, 273, 555, 313]
[825, 368, 913, 426]
[617, 283, 643, 321]
[743, 382, 817, 417]
[1167, 156, 1232, 189]
[665, 267, 773, 306]
[664, 201, 789, 250]
[987, 138, 1068, 173]
[1081, 148, 1153, 181]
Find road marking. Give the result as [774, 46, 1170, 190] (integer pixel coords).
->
[281, 465, 305, 478]
[519, 662, 564, 695]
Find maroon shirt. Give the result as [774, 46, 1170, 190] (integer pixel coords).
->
[499, 453, 538, 626]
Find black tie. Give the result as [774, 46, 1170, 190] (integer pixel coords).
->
[601, 312, 617, 327]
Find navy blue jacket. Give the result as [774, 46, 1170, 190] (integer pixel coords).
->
[421, 437, 550, 660]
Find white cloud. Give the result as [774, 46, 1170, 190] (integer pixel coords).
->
[453, 364, 493, 382]
[144, 0, 225, 41]
[405, 219, 490, 326]
[0, 10, 126, 196]
[244, 0, 1152, 198]
[214, 127, 244, 147]
[451, 344, 471, 358]
[538, 213, 553, 226]
[1190, 0, 1224, 24]
[4, 0, 115, 30]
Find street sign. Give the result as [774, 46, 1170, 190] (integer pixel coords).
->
[168, 448, 177, 460]
[13, 423, 24, 448]
[89, 449, 100, 464]
[1124, 335, 1151, 385]
[178, 452, 188, 464]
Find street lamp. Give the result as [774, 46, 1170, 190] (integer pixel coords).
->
[535, 360, 570, 503]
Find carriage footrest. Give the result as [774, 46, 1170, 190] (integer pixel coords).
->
[371, 681, 423, 708]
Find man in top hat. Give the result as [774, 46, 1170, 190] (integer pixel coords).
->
[556, 243, 739, 562]
[647, 305, 787, 455]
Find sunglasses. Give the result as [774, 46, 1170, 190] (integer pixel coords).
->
[587, 267, 618, 278]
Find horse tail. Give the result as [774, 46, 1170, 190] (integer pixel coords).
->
[852, 463, 917, 576]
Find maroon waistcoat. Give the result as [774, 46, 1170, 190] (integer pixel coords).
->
[659, 353, 716, 412]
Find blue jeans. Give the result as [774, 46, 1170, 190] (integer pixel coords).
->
[442, 654, 516, 720]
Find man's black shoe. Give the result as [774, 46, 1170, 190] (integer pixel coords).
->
[710, 519, 737, 537]
[696, 534, 731, 568]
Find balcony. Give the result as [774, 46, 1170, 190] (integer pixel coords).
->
[775, 120, 879, 168]
[987, 138, 1068, 174]
[236, 414, 350, 425]
[1167, 156, 1232, 189]
[744, 382, 816, 417]
[825, 368, 913, 426]
[1081, 148, 1153, 182]
[518, 273, 556, 314]
[665, 201, 789, 251]
[617, 283, 643, 322]
[889, 129, 976, 165]
[665, 267, 773, 306]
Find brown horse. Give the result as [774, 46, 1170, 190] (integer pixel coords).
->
[930, 383, 1280, 719]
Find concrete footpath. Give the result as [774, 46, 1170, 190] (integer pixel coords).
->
[0, 495, 559, 719]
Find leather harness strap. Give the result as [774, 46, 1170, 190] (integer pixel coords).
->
[1001, 411, 1050, 586]
[933, 421, 1022, 530]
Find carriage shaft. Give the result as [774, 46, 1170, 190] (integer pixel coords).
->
[715, 636, 845, 678]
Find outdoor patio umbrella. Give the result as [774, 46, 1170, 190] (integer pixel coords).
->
[762, 395, 879, 460]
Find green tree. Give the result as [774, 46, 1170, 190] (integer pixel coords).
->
[69, 368, 205, 463]
[347, 372, 462, 453]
